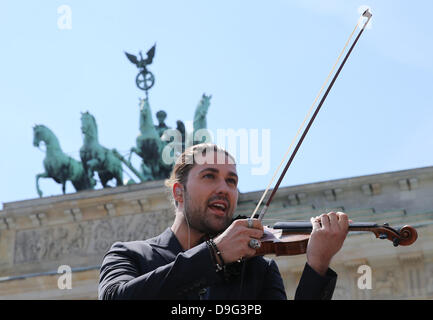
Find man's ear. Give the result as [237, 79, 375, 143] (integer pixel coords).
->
[173, 183, 184, 203]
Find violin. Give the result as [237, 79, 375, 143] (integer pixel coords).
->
[255, 221, 418, 256]
[247, 9, 418, 256]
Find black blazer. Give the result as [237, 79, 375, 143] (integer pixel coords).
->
[98, 228, 337, 300]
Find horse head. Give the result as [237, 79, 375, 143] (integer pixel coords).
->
[192, 94, 212, 145]
[194, 93, 212, 126]
[139, 98, 151, 117]
[80, 111, 98, 140]
[33, 124, 61, 151]
[198, 93, 212, 115]
[33, 124, 53, 147]
[138, 98, 156, 136]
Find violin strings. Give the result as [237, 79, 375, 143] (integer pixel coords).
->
[250, 15, 364, 221]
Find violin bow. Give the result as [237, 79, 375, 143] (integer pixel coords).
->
[251, 9, 373, 221]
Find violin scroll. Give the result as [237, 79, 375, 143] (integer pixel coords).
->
[370, 224, 418, 247]
[395, 225, 418, 246]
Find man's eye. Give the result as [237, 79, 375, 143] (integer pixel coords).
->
[203, 173, 214, 179]
[227, 178, 237, 186]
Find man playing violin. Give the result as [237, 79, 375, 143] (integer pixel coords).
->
[98, 143, 350, 299]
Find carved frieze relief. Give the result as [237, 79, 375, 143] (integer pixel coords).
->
[13, 210, 173, 264]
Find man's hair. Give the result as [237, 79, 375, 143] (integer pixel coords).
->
[165, 143, 236, 207]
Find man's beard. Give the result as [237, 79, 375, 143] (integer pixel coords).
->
[183, 190, 233, 236]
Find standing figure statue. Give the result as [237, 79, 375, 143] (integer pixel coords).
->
[79, 112, 124, 187]
[154, 110, 170, 137]
[193, 93, 212, 145]
[33, 124, 95, 197]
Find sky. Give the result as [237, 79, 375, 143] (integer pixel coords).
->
[1, 0, 432, 208]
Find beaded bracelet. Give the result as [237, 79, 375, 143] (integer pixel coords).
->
[209, 238, 226, 268]
[206, 240, 223, 272]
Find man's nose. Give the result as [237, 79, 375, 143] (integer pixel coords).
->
[214, 177, 231, 195]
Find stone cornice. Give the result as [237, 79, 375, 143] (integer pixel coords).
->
[2, 179, 167, 211]
[238, 166, 433, 203]
[0, 180, 171, 231]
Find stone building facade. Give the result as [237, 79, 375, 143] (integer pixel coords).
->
[0, 166, 432, 299]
